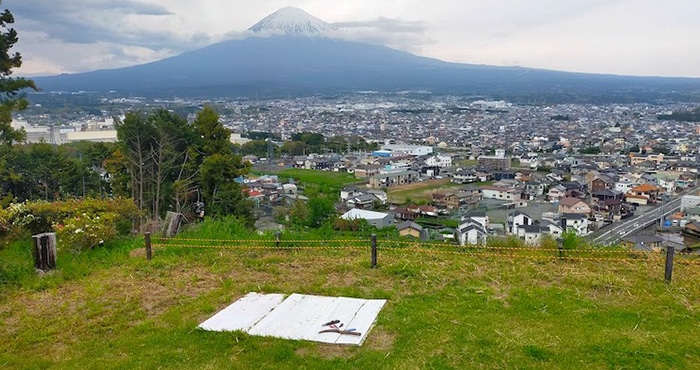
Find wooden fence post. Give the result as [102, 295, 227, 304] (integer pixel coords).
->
[145, 232, 152, 261]
[664, 246, 675, 283]
[371, 234, 377, 268]
[32, 233, 57, 272]
[556, 237, 564, 259]
[275, 231, 281, 249]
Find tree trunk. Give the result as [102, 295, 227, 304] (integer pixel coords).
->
[163, 211, 184, 237]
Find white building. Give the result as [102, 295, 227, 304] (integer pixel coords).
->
[340, 209, 394, 229]
[560, 214, 590, 236]
[380, 144, 433, 157]
[481, 186, 520, 201]
[425, 154, 453, 168]
[681, 194, 700, 212]
[454, 217, 488, 246]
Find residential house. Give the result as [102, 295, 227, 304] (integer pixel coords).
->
[397, 221, 428, 240]
[465, 212, 489, 229]
[393, 207, 419, 221]
[591, 188, 624, 203]
[354, 164, 382, 179]
[454, 217, 488, 246]
[560, 213, 590, 236]
[547, 184, 568, 201]
[558, 197, 591, 215]
[508, 211, 534, 235]
[630, 152, 664, 166]
[615, 178, 637, 193]
[540, 220, 564, 238]
[620, 235, 664, 252]
[525, 181, 546, 197]
[346, 194, 379, 210]
[481, 186, 520, 201]
[452, 169, 478, 184]
[591, 176, 615, 193]
[340, 186, 362, 201]
[432, 192, 459, 209]
[367, 190, 388, 205]
[627, 184, 661, 205]
[522, 225, 545, 246]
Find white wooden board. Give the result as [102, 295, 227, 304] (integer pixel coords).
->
[198, 292, 286, 332]
[198, 293, 386, 346]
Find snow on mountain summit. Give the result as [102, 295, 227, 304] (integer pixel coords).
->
[248, 7, 335, 36]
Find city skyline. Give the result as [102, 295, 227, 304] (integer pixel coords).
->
[7, 0, 700, 78]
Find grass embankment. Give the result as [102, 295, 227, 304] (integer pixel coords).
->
[1, 221, 700, 369]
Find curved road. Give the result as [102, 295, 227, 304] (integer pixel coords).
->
[590, 187, 696, 246]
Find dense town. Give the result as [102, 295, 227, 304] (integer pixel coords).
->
[11, 94, 700, 252]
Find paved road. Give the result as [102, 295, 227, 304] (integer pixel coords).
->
[590, 187, 697, 246]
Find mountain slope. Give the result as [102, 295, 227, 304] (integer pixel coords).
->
[32, 8, 700, 102]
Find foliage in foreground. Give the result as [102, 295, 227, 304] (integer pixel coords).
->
[0, 198, 139, 252]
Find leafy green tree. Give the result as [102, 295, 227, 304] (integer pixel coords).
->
[240, 139, 270, 157]
[306, 196, 336, 228]
[0, 2, 37, 203]
[280, 140, 308, 156]
[193, 105, 230, 157]
[199, 153, 252, 226]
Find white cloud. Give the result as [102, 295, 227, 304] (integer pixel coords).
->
[6, 0, 700, 77]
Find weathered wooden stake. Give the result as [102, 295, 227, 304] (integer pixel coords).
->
[664, 246, 675, 283]
[32, 233, 57, 271]
[371, 234, 377, 268]
[556, 237, 564, 259]
[275, 231, 281, 249]
[145, 232, 152, 261]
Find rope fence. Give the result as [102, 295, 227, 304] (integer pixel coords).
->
[144, 233, 700, 281]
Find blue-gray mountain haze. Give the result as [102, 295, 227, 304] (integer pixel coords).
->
[31, 7, 700, 103]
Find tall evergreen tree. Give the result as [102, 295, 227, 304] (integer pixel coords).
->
[192, 105, 253, 225]
[0, 1, 37, 202]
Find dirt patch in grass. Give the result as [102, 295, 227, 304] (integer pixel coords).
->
[296, 344, 355, 360]
[364, 326, 396, 352]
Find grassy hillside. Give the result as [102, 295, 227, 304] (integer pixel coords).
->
[1, 221, 700, 369]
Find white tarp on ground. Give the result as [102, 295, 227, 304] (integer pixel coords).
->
[198, 292, 387, 346]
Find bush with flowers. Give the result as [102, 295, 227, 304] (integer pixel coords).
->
[55, 212, 118, 253]
[0, 198, 140, 251]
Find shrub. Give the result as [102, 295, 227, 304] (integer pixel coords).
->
[55, 213, 117, 253]
[0, 198, 140, 251]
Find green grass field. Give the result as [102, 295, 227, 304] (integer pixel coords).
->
[2, 221, 700, 369]
[263, 168, 361, 188]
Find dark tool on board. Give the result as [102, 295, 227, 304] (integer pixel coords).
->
[322, 319, 340, 326]
[318, 328, 362, 336]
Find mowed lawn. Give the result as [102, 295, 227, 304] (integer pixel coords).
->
[2, 229, 700, 369]
[266, 168, 361, 188]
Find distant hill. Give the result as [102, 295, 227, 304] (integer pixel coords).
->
[32, 7, 700, 103]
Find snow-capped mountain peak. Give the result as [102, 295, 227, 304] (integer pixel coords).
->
[248, 7, 335, 37]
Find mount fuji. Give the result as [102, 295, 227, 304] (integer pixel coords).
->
[33, 7, 700, 102]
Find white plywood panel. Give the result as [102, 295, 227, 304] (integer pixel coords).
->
[248, 294, 386, 345]
[198, 292, 285, 332]
[198, 293, 387, 346]
[334, 299, 386, 345]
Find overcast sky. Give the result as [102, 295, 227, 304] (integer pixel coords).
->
[7, 0, 700, 78]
